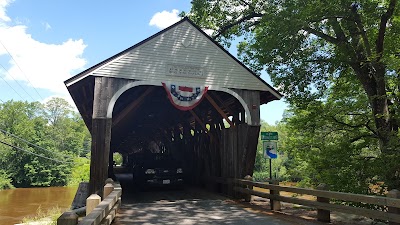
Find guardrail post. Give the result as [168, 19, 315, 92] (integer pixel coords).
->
[317, 183, 330, 223]
[86, 194, 101, 215]
[105, 178, 114, 184]
[57, 211, 78, 225]
[270, 180, 281, 211]
[388, 189, 400, 225]
[104, 183, 114, 198]
[244, 175, 253, 202]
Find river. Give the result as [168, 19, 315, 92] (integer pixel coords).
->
[0, 186, 77, 225]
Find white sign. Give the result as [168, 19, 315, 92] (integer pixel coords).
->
[263, 141, 278, 159]
[166, 64, 205, 78]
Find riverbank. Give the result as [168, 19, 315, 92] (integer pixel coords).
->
[0, 186, 77, 225]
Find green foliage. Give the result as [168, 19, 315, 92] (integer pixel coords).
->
[113, 153, 123, 166]
[189, 0, 400, 193]
[68, 157, 90, 186]
[0, 98, 91, 189]
[0, 170, 14, 189]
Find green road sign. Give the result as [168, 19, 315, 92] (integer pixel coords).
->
[261, 132, 278, 140]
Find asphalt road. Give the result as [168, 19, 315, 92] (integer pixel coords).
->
[113, 173, 320, 225]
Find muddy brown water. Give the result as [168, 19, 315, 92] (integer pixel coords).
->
[0, 186, 77, 225]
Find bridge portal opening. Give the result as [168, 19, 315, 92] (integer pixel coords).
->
[110, 85, 249, 189]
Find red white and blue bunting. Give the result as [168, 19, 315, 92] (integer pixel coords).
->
[162, 82, 208, 111]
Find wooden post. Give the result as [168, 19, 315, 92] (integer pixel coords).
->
[104, 183, 114, 198]
[244, 175, 253, 202]
[86, 194, 101, 215]
[388, 189, 400, 225]
[270, 180, 281, 211]
[89, 118, 112, 197]
[57, 211, 78, 225]
[317, 183, 330, 223]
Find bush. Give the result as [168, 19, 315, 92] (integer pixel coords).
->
[22, 206, 63, 225]
[68, 157, 90, 186]
[0, 170, 14, 189]
[253, 171, 271, 182]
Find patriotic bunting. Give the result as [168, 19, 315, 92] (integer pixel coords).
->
[162, 82, 208, 111]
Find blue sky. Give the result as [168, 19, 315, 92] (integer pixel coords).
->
[0, 0, 287, 124]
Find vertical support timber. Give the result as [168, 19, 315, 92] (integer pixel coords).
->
[90, 118, 112, 197]
[90, 77, 122, 197]
[232, 89, 261, 178]
[242, 125, 261, 177]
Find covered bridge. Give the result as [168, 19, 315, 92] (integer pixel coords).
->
[65, 17, 282, 196]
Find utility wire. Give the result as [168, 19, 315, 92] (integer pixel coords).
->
[0, 139, 72, 164]
[0, 72, 26, 101]
[0, 127, 74, 160]
[0, 40, 44, 100]
[0, 63, 36, 101]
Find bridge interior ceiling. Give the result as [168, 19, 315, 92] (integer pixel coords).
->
[110, 85, 245, 154]
[68, 76, 263, 189]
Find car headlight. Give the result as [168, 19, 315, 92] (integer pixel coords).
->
[145, 169, 156, 174]
[176, 168, 183, 174]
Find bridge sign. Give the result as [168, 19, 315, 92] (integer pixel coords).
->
[263, 141, 278, 159]
[261, 131, 278, 140]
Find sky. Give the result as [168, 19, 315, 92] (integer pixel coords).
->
[0, 0, 288, 125]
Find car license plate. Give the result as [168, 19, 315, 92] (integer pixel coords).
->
[163, 180, 170, 184]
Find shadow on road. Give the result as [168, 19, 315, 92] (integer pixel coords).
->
[113, 173, 308, 225]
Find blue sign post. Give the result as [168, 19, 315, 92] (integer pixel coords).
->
[262, 132, 279, 179]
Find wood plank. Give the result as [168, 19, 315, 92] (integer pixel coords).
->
[112, 86, 154, 127]
[234, 179, 400, 208]
[205, 93, 235, 128]
[78, 189, 122, 225]
[242, 125, 260, 176]
[234, 187, 400, 223]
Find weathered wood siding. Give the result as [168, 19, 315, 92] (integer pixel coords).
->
[88, 21, 277, 94]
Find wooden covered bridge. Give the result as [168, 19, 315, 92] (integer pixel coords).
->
[59, 18, 400, 225]
[65, 17, 281, 197]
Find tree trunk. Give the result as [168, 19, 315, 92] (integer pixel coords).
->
[353, 62, 400, 189]
[353, 62, 392, 150]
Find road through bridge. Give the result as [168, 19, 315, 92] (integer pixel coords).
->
[113, 173, 318, 225]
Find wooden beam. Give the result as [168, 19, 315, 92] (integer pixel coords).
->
[189, 109, 211, 137]
[210, 92, 235, 116]
[205, 93, 235, 128]
[112, 87, 154, 127]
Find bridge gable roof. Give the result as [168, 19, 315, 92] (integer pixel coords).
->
[64, 17, 282, 101]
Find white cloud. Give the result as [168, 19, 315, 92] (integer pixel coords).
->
[149, 9, 181, 29]
[0, 0, 11, 22]
[0, 1, 87, 97]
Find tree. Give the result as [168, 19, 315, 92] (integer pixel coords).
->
[43, 97, 72, 126]
[0, 99, 90, 188]
[188, 0, 400, 189]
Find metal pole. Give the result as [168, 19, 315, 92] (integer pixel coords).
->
[269, 158, 272, 180]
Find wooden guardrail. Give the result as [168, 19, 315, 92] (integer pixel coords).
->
[215, 177, 400, 224]
[57, 179, 122, 225]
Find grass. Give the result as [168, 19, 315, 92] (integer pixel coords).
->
[21, 206, 64, 225]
